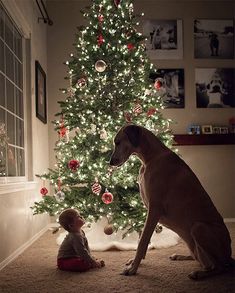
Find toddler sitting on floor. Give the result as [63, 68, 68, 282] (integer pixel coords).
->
[57, 208, 105, 272]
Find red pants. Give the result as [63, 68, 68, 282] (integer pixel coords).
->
[57, 257, 92, 272]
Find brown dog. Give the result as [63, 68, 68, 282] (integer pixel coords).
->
[110, 124, 233, 279]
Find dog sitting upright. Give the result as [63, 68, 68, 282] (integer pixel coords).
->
[110, 124, 233, 279]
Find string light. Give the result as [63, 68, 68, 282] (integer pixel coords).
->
[32, 0, 175, 238]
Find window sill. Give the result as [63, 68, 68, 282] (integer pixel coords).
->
[0, 181, 38, 195]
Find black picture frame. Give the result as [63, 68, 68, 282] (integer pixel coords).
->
[194, 19, 234, 59]
[195, 68, 235, 108]
[149, 68, 185, 108]
[35, 60, 47, 123]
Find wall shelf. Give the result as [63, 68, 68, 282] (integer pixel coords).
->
[173, 134, 235, 146]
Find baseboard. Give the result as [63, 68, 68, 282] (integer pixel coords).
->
[224, 218, 235, 223]
[0, 225, 49, 271]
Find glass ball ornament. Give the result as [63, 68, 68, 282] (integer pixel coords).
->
[101, 191, 113, 204]
[147, 107, 157, 117]
[92, 182, 102, 195]
[95, 60, 107, 72]
[154, 77, 164, 90]
[104, 224, 114, 235]
[68, 159, 80, 172]
[133, 103, 142, 114]
[76, 78, 87, 88]
[40, 187, 48, 196]
[55, 190, 65, 202]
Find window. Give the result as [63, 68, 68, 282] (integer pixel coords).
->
[0, 3, 25, 180]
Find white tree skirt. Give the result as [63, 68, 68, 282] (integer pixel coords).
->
[56, 218, 179, 251]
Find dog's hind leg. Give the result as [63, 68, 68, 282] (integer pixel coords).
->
[170, 254, 194, 261]
[188, 222, 232, 280]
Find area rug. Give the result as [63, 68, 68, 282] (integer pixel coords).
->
[0, 223, 234, 293]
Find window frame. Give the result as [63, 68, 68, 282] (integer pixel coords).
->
[0, 1, 31, 184]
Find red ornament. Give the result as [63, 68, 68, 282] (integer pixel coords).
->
[127, 43, 134, 51]
[97, 34, 104, 46]
[76, 78, 86, 88]
[102, 191, 113, 204]
[92, 182, 102, 195]
[68, 159, 80, 172]
[40, 187, 48, 196]
[98, 14, 104, 22]
[147, 107, 156, 117]
[59, 127, 67, 137]
[114, 0, 121, 7]
[58, 115, 67, 138]
[124, 112, 132, 123]
[154, 78, 163, 90]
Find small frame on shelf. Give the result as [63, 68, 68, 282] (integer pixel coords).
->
[35, 60, 47, 124]
[187, 125, 200, 135]
[201, 125, 213, 134]
[212, 126, 221, 134]
[220, 126, 229, 134]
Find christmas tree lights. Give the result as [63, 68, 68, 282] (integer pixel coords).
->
[32, 0, 175, 238]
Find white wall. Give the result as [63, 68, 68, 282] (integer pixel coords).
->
[47, 0, 235, 219]
[0, 0, 49, 268]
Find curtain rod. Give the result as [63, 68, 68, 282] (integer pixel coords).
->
[36, 0, 53, 26]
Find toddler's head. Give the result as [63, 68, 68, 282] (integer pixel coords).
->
[59, 208, 84, 232]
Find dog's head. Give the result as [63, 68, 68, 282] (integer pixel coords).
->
[109, 125, 141, 167]
[207, 73, 225, 94]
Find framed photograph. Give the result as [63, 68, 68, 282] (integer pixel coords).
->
[195, 68, 235, 108]
[212, 126, 221, 134]
[35, 60, 47, 123]
[150, 69, 185, 108]
[187, 125, 201, 135]
[194, 19, 234, 59]
[220, 126, 229, 134]
[143, 19, 183, 59]
[202, 125, 213, 134]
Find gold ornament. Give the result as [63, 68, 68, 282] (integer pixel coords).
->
[104, 224, 114, 235]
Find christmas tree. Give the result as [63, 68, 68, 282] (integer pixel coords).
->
[32, 0, 174, 238]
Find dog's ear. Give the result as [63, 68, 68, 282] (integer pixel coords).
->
[124, 125, 141, 147]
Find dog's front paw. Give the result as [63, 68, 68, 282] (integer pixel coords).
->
[121, 265, 137, 276]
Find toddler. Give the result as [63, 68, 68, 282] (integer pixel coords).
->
[57, 208, 105, 272]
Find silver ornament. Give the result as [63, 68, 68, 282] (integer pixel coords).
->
[55, 190, 65, 201]
[95, 60, 107, 72]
